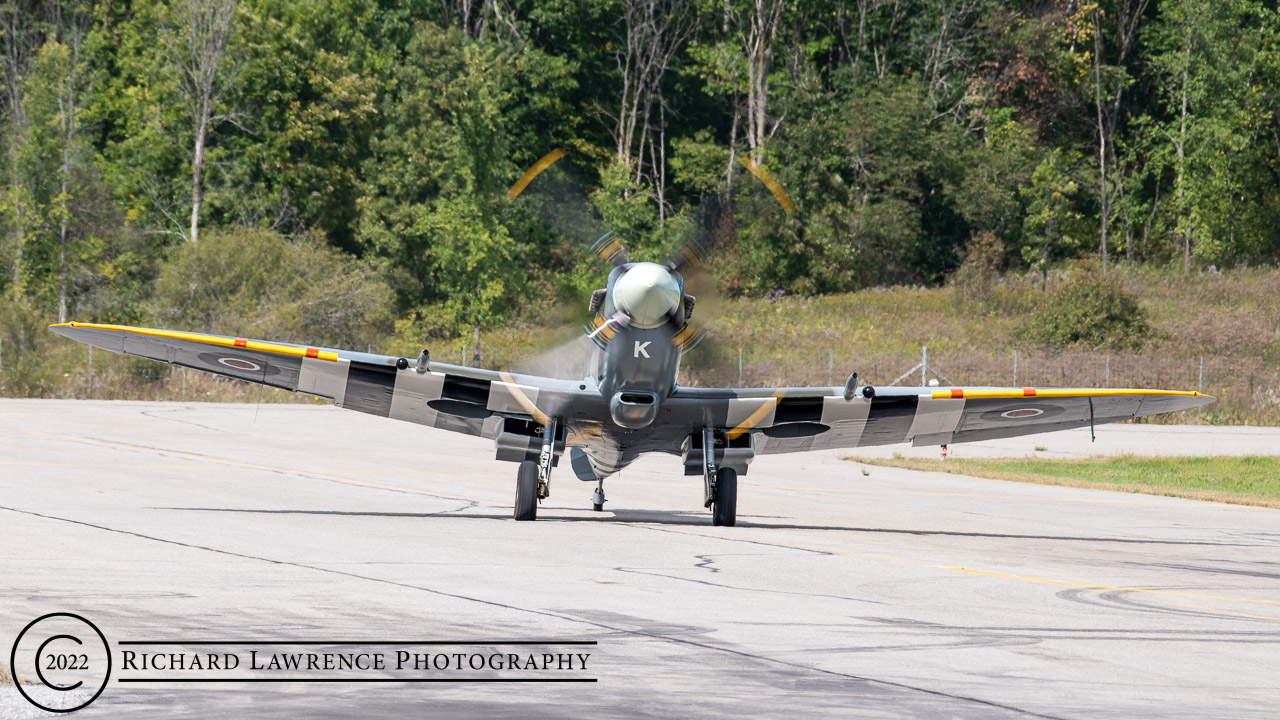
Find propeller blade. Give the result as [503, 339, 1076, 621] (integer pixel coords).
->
[590, 231, 629, 267]
[668, 320, 706, 354]
[665, 281, 704, 355]
[584, 310, 630, 347]
[665, 236, 709, 272]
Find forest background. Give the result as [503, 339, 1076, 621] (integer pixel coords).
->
[1, 0, 1278, 424]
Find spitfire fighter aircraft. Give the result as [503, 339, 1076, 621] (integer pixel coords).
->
[50, 252, 1213, 526]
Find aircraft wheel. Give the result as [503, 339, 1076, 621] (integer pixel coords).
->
[514, 460, 538, 521]
[711, 467, 737, 527]
[593, 503, 604, 512]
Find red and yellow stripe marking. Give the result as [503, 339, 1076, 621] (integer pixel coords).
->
[50, 322, 339, 363]
[931, 387, 1210, 400]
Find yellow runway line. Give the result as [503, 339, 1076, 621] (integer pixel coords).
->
[940, 567, 1280, 608]
[1, 461, 202, 470]
[627, 523, 1280, 619]
[23, 430, 501, 506]
[746, 482, 1139, 503]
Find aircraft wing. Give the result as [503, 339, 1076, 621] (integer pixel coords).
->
[48, 322, 590, 440]
[667, 384, 1214, 454]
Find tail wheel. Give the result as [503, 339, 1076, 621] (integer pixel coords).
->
[711, 467, 737, 527]
[514, 460, 538, 521]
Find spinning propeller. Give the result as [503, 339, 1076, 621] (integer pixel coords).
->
[585, 232, 705, 353]
[507, 148, 793, 359]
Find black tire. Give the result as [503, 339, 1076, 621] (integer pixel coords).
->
[593, 503, 604, 512]
[712, 467, 737, 527]
[514, 461, 538, 521]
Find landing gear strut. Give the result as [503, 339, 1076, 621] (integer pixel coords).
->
[514, 417, 559, 521]
[701, 426, 738, 527]
[537, 417, 557, 501]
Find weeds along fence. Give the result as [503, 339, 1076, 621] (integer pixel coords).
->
[679, 346, 1280, 426]
[3, 334, 1278, 426]
[0, 340, 322, 405]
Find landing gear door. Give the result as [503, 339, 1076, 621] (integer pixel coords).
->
[682, 430, 754, 476]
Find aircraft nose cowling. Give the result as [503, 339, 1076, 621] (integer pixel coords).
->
[610, 390, 659, 429]
[613, 263, 680, 329]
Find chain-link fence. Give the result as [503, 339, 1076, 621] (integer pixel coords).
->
[680, 345, 1280, 425]
[4, 333, 1277, 425]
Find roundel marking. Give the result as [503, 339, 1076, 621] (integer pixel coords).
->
[218, 357, 262, 371]
[979, 403, 1064, 422]
[198, 351, 282, 377]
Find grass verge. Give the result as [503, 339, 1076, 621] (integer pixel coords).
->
[843, 455, 1280, 508]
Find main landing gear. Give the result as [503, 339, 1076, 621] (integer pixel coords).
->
[514, 460, 538, 521]
[712, 467, 737, 527]
[514, 418, 559, 521]
[701, 426, 738, 527]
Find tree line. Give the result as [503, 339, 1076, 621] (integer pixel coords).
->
[2, 0, 1278, 343]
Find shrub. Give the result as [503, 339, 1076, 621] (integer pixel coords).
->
[950, 230, 1003, 306]
[1025, 262, 1149, 348]
[150, 228, 393, 349]
[0, 298, 61, 396]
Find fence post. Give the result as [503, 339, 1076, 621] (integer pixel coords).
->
[1013, 349, 1017, 386]
[462, 344, 466, 367]
[921, 346, 927, 386]
[1198, 356, 1203, 393]
[738, 348, 743, 387]
[1105, 353, 1110, 388]
[828, 347, 833, 386]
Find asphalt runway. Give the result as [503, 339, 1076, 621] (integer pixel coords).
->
[3, 399, 1278, 718]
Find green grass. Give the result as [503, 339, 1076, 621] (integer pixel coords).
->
[845, 455, 1280, 508]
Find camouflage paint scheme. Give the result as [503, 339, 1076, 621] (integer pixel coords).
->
[49, 262, 1213, 486]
